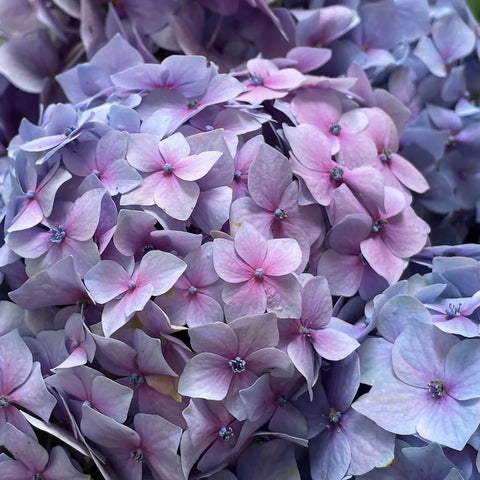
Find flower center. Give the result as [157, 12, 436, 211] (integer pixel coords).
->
[49, 224, 66, 243]
[329, 123, 341, 136]
[218, 426, 234, 440]
[204, 125, 214, 131]
[379, 149, 392, 162]
[372, 219, 388, 233]
[301, 326, 311, 337]
[446, 303, 461, 318]
[328, 408, 341, 424]
[249, 74, 264, 86]
[163, 163, 173, 175]
[25, 190, 35, 200]
[32, 474, 44, 480]
[187, 99, 199, 110]
[274, 208, 287, 220]
[0, 396, 9, 407]
[64, 125, 75, 136]
[91, 169, 100, 177]
[229, 356, 246, 373]
[277, 395, 287, 407]
[233, 170, 242, 181]
[76, 299, 89, 311]
[189, 286, 197, 295]
[329, 166, 344, 180]
[127, 280, 137, 290]
[130, 449, 144, 462]
[129, 372, 145, 388]
[427, 379, 445, 398]
[142, 244, 154, 254]
[83, 400, 91, 407]
[254, 268, 264, 279]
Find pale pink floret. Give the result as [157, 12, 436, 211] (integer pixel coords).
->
[7, 163, 71, 233]
[121, 132, 221, 220]
[290, 88, 378, 168]
[284, 123, 385, 209]
[279, 276, 359, 395]
[213, 222, 302, 320]
[84, 251, 187, 337]
[329, 185, 429, 285]
[425, 291, 480, 338]
[363, 108, 429, 194]
[236, 58, 305, 104]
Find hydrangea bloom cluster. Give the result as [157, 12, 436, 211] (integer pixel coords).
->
[0, 0, 479, 478]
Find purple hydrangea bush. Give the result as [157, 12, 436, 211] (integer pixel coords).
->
[0, 0, 479, 478]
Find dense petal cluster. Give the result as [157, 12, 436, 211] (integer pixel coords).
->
[0, 0, 479, 478]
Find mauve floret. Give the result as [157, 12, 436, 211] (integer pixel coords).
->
[0, 329, 57, 439]
[84, 250, 186, 337]
[0, 423, 89, 480]
[212, 222, 302, 320]
[353, 321, 480, 450]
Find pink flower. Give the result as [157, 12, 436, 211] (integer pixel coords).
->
[213, 222, 302, 320]
[121, 132, 221, 220]
[291, 88, 378, 168]
[236, 58, 305, 104]
[284, 123, 385, 209]
[84, 250, 186, 337]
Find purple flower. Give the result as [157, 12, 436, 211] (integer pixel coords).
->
[294, 5, 360, 47]
[230, 141, 324, 269]
[92, 329, 187, 427]
[16, 104, 98, 165]
[111, 55, 215, 97]
[317, 213, 389, 299]
[213, 222, 302, 320]
[138, 74, 245, 136]
[51, 313, 96, 370]
[425, 292, 480, 337]
[184, 105, 267, 157]
[46, 365, 133, 424]
[178, 313, 293, 417]
[62, 130, 142, 196]
[356, 440, 463, 480]
[291, 89, 378, 168]
[180, 398, 255, 477]
[239, 373, 308, 439]
[0, 329, 56, 438]
[353, 322, 480, 449]
[362, 107, 429, 194]
[84, 250, 186, 337]
[156, 243, 224, 327]
[330, 184, 430, 285]
[56, 34, 144, 103]
[113, 208, 202, 260]
[236, 58, 305, 104]
[278, 276, 359, 393]
[121, 132, 221, 220]
[0, 29, 60, 94]
[284, 123, 385, 209]
[6, 188, 105, 276]
[296, 354, 395, 479]
[6, 158, 71, 233]
[81, 407, 184, 480]
[8, 256, 91, 310]
[414, 13, 476, 78]
[0, 423, 89, 480]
